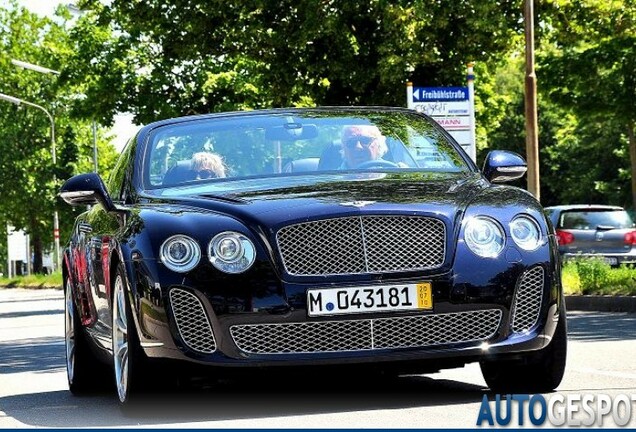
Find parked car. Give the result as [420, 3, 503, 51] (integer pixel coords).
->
[60, 107, 566, 404]
[545, 204, 636, 266]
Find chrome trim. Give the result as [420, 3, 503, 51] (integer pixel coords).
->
[276, 215, 446, 276]
[511, 266, 545, 333]
[230, 309, 502, 355]
[169, 288, 216, 353]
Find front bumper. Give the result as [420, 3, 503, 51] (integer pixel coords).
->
[131, 259, 563, 369]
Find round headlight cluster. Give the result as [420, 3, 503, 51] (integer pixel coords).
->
[160, 235, 201, 272]
[464, 217, 505, 258]
[209, 231, 256, 274]
[510, 216, 542, 250]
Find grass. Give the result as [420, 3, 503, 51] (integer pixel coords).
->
[0, 272, 63, 289]
[562, 258, 636, 296]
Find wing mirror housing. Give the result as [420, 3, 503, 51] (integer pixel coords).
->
[482, 150, 528, 183]
[59, 173, 116, 212]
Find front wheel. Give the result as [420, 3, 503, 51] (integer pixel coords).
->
[480, 303, 567, 393]
[65, 277, 92, 394]
[112, 263, 149, 405]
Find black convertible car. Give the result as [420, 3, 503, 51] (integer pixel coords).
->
[60, 107, 566, 404]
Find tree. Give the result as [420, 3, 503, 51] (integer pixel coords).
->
[539, 0, 636, 209]
[0, 2, 119, 273]
[69, 0, 526, 124]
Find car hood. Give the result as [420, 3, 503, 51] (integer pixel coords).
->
[143, 172, 491, 227]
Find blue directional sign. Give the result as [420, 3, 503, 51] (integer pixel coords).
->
[412, 86, 469, 102]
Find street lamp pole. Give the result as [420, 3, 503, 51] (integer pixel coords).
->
[0, 92, 60, 272]
[11, 59, 99, 174]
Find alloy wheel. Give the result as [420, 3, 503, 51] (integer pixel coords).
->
[113, 274, 129, 403]
[64, 278, 75, 385]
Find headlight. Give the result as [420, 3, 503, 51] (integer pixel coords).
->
[464, 217, 505, 258]
[160, 235, 201, 272]
[510, 216, 542, 250]
[209, 231, 256, 274]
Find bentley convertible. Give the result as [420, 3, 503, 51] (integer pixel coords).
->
[60, 107, 566, 404]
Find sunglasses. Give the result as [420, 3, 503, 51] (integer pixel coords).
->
[196, 169, 217, 179]
[344, 136, 377, 149]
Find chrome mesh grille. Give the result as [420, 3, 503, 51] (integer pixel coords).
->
[511, 266, 545, 333]
[230, 309, 502, 354]
[169, 288, 216, 354]
[277, 216, 446, 276]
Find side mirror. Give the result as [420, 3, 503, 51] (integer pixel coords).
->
[59, 173, 115, 212]
[482, 150, 527, 183]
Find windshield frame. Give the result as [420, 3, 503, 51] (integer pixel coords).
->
[139, 107, 478, 193]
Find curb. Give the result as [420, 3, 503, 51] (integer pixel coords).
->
[566, 295, 636, 313]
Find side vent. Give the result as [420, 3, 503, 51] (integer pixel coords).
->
[169, 288, 216, 353]
[511, 266, 545, 333]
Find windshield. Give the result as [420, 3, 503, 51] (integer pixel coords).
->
[143, 109, 472, 191]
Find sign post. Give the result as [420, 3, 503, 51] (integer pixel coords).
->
[407, 63, 477, 162]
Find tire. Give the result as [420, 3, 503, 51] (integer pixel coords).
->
[112, 263, 150, 405]
[65, 276, 106, 394]
[480, 302, 567, 393]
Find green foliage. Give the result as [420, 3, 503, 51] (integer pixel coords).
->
[539, 0, 636, 209]
[0, 2, 119, 274]
[562, 258, 636, 296]
[69, 0, 524, 124]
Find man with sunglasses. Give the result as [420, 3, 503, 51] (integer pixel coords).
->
[340, 125, 389, 169]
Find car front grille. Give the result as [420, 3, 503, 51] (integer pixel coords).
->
[169, 288, 217, 354]
[276, 215, 446, 276]
[230, 309, 502, 354]
[511, 266, 545, 333]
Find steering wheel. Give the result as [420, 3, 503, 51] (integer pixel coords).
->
[356, 160, 399, 169]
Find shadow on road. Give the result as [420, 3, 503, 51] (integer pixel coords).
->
[566, 311, 636, 342]
[0, 337, 65, 375]
[0, 374, 488, 427]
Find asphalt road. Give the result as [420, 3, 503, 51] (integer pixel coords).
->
[1, 288, 635, 428]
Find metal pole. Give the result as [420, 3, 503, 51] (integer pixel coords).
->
[466, 62, 477, 163]
[524, 0, 540, 200]
[92, 120, 98, 173]
[6, 223, 11, 278]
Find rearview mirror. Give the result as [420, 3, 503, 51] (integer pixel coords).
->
[265, 124, 318, 141]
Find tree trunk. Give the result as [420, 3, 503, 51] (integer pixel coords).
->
[32, 234, 43, 274]
[628, 121, 636, 212]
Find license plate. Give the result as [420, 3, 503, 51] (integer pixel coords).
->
[604, 257, 618, 265]
[307, 282, 432, 317]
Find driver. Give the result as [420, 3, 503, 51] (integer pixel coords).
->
[340, 125, 388, 169]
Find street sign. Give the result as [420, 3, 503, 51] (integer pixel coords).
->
[416, 101, 470, 117]
[407, 64, 477, 162]
[412, 86, 468, 102]
[8, 226, 28, 261]
[433, 117, 471, 130]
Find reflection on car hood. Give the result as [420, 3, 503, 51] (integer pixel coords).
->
[144, 172, 489, 225]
